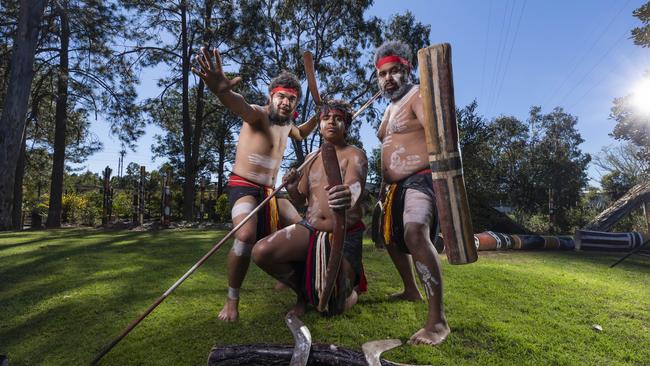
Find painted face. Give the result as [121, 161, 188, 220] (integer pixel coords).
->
[269, 90, 298, 124]
[377, 62, 411, 101]
[319, 110, 346, 142]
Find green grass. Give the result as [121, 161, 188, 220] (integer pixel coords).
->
[1, 228, 649, 365]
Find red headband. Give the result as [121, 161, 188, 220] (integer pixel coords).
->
[375, 55, 410, 69]
[271, 87, 298, 96]
[321, 109, 346, 119]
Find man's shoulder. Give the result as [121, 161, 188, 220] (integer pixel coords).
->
[345, 145, 367, 161]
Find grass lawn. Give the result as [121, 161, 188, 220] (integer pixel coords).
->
[1, 228, 649, 365]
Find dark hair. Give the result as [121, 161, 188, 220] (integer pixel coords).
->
[268, 71, 302, 99]
[320, 99, 353, 128]
[374, 40, 412, 70]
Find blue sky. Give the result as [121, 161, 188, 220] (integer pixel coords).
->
[78, 0, 649, 186]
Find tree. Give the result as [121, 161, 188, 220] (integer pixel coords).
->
[121, 0, 258, 220]
[0, 0, 47, 229]
[631, 2, 649, 48]
[594, 143, 649, 183]
[26, 0, 143, 228]
[457, 100, 497, 204]
[609, 91, 650, 163]
[609, 2, 650, 163]
[530, 107, 591, 230]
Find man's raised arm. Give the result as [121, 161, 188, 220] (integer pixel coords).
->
[192, 47, 263, 124]
[289, 114, 319, 141]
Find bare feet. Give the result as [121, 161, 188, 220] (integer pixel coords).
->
[274, 281, 289, 290]
[287, 299, 306, 317]
[408, 323, 450, 346]
[218, 298, 239, 322]
[343, 290, 358, 311]
[389, 290, 423, 302]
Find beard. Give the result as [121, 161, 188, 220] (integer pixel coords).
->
[382, 80, 413, 102]
[268, 104, 291, 126]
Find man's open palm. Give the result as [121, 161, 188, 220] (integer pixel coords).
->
[192, 47, 241, 94]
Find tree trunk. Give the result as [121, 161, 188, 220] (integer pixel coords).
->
[180, 0, 195, 220]
[0, 0, 47, 230]
[46, 4, 70, 228]
[217, 136, 225, 196]
[12, 131, 27, 229]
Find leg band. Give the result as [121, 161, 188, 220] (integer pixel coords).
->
[227, 287, 240, 300]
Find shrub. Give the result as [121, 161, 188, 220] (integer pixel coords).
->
[215, 194, 230, 222]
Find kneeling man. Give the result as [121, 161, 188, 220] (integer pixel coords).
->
[252, 100, 368, 316]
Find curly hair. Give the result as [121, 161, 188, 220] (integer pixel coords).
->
[320, 99, 353, 128]
[268, 71, 302, 99]
[373, 40, 412, 70]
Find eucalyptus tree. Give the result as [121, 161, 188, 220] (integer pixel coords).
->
[0, 0, 47, 229]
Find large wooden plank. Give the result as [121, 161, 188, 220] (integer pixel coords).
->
[417, 44, 477, 264]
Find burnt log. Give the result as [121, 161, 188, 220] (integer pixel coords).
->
[208, 344, 397, 366]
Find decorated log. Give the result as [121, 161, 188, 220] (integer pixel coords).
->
[417, 44, 477, 264]
[474, 231, 513, 251]
[473, 232, 575, 251]
[575, 229, 647, 251]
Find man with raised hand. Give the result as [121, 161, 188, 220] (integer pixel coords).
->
[251, 100, 368, 317]
[374, 40, 450, 345]
[192, 47, 318, 322]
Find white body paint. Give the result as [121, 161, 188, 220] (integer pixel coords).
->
[228, 287, 240, 300]
[389, 145, 424, 175]
[231, 202, 255, 218]
[415, 261, 438, 299]
[248, 153, 279, 170]
[403, 189, 434, 225]
[232, 239, 252, 257]
[349, 182, 362, 205]
[285, 225, 294, 240]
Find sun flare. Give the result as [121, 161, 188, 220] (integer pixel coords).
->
[631, 78, 650, 115]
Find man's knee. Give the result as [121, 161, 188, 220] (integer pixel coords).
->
[251, 240, 273, 265]
[231, 238, 254, 258]
[233, 226, 256, 244]
[403, 223, 430, 248]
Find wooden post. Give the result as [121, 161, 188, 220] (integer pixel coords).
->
[200, 178, 206, 222]
[102, 166, 112, 226]
[417, 44, 477, 264]
[161, 171, 171, 226]
[139, 166, 145, 225]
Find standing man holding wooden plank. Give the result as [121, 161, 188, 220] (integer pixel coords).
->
[192, 47, 319, 322]
[374, 40, 450, 346]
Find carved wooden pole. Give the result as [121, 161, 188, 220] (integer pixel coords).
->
[161, 171, 172, 226]
[102, 166, 112, 226]
[417, 44, 478, 264]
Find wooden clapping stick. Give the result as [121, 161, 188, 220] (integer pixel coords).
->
[90, 92, 381, 366]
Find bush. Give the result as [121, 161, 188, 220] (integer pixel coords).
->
[113, 191, 134, 219]
[215, 194, 230, 222]
[60, 192, 102, 226]
[62, 193, 86, 224]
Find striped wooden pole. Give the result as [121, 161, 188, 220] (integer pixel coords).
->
[417, 44, 478, 265]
